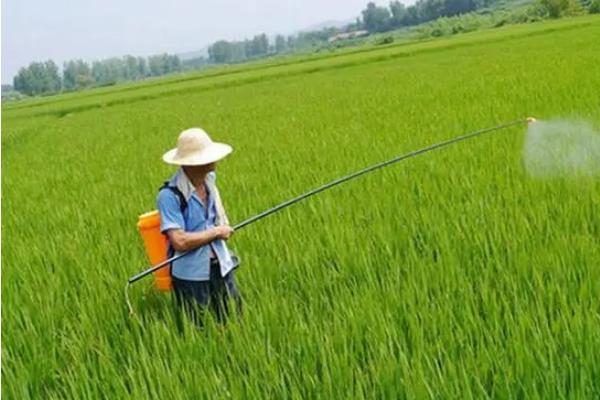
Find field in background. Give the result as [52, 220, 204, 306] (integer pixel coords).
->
[3, 15, 600, 398]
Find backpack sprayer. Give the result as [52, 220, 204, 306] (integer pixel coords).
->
[126, 117, 536, 314]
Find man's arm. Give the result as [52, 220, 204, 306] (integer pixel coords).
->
[157, 187, 233, 253]
[166, 226, 233, 253]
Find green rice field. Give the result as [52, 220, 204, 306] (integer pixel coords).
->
[3, 15, 600, 398]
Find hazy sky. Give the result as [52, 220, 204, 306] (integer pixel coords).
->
[2, 0, 394, 84]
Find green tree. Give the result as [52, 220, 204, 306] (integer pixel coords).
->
[230, 42, 247, 62]
[286, 36, 295, 50]
[106, 57, 127, 81]
[29, 62, 48, 95]
[63, 61, 77, 90]
[208, 40, 231, 63]
[92, 61, 109, 85]
[137, 57, 148, 78]
[404, 5, 420, 25]
[75, 72, 94, 89]
[275, 34, 287, 53]
[42, 60, 62, 93]
[13, 67, 33, 95]
[166, 55, 182, 72]
[124, 55, 140, 80]
[243, 39, 254, 58]
[390, 1, 407, 26]
[346, 17, 363, 31]
[443, 0, 477, 16]
[13, 60, 62, 95]
[539, 0, 569, 17]
[182, 56, 208, 70]
[148, 54, 169, 75]
[251, 34, 269, 56]
[63, 60, 92, 91]
[361, 2, 392, 32]
[416, 0, 446, 22]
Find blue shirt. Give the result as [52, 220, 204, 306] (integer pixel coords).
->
[157, 169, 236, 281]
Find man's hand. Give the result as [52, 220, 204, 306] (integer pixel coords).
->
[213, 225, 234, 240]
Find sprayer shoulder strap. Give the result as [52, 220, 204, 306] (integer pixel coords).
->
[159, 181, 188, 214]
[158, 182, 184, 279]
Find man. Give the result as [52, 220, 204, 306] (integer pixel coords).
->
[157, 127, 241, 325]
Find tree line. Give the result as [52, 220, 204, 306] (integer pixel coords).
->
[207, 0, 597, 65]
[13, 53, 182, 96]
[204, 0, 496, 65]
[361, 0, 599, 32]
[206, 29, 349, 64]
[361, 0, 498, 33]
[12, 0, 598, 97]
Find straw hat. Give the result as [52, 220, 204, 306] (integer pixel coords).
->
[162, 128, 232, 166]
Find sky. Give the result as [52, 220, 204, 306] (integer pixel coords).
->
[1, 0, 394, 84]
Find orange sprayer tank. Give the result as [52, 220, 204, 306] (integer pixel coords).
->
[137, 210, 172, 291]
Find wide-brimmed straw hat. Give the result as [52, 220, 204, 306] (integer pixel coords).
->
[162, 128, 232, 166]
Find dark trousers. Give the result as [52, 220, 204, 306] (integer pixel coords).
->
[172, 259, 242, 327]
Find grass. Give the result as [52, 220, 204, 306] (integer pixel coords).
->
[2, 14, 600, 399]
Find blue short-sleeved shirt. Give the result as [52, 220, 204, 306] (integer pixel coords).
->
[157, 169, 236, 281]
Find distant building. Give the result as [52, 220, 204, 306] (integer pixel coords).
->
[328, 30, 369, 43]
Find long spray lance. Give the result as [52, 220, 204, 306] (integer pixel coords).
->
[125, 117, 534, 313]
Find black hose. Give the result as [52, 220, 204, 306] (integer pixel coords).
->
[127, 118, 528, 286]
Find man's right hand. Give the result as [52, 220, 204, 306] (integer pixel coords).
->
[213, 225, 234, 240]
